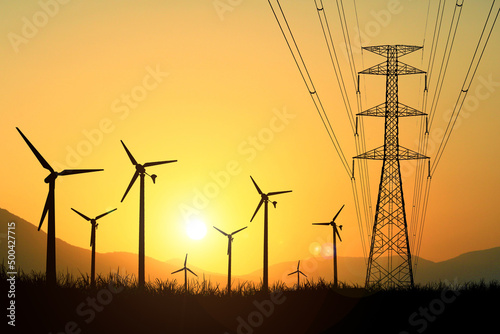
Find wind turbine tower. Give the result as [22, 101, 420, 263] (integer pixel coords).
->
[354, 45, 429, 288]
[71, 208, 117, 287]
[16, 128, 103, 287]
[312, 204, 344, 287]
[213, 225, 248, 295]
[171, 254, 198, 292]
[250, 176, 292, 292]
[120, 140, 177, 288]
[288, 260, 307, 289]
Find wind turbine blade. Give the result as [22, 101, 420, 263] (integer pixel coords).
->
[71, 208, 91, 221]
[16, 127, 54, 172]
[268, 190, 292, 196]
[187, 268, 198, 277]
[121, 171, 139, 202]
[60, 169, 103, 176]
[250, 199, 264, 222]
[299, 271, 307, 277]
[171, 268, 184, 275]
[143, 160, 177, 167]
[335, 227, 342, 242]
[250, 176, 263, 195]
[213, 226, 228, 236]
[288, 271, 298, 276]
[120, 140, 137, 165]
[312, 222, 331, 225]
[231, 226, 248, 235]
[38, 191, 51, 231]
[95, 208, 117, 220]
[332, 204, 345, 222]
[297, 260, 300, 270]
[184, 254, 188, 267]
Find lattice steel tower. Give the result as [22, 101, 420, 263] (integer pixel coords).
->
[355, 45, 428, 288]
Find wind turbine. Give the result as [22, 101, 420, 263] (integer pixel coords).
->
[16, 128, 103, 286]
[71, 207, 117, 287]
[171, 253, 198, 292]
[213, 225, 248, 295]
[120, 140, 177, 288]
[312, 204, 344, 287]
[249, 176, 292, 292]
[288, 260, 307, 289]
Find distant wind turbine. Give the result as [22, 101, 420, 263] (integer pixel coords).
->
[213, 225, 248, 295]
[312, 204, 344, 287]
[171, 253, 198, 292]
[249, 176, 292, 292]
[120, 140, 177, 288]
[71, 208, 117, 287]
[16, 127, 103, 287]
[288, 260, 307, 289]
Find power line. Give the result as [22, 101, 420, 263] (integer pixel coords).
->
[313, 1, 375, 261]
[335, 0, 358, 90]
[332, 0, 374, 258]
[431, 1, 499, 176]
[428, 1, 464, 129]
[351, 178, 368, 262]
[268, 0, 352, 177]
[412, 0, 462, 259]
[413, 0, 498, 268]
[333, 0, 374, 253]
[314, 0, 356, 133]
[411, 0, 452, 255]
[413, 177, 432, 275]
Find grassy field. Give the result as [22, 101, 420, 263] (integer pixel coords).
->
[3, 266, 499, 334]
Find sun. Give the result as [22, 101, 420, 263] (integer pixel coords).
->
[186, 219, 207, 240]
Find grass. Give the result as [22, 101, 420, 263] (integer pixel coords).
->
[3, 265, 499, 333]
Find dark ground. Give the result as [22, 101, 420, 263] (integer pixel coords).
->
[3, 273, 499, 334]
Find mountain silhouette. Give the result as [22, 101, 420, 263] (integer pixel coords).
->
[0, 208, 225, 283]
[1, 208, 499, 285]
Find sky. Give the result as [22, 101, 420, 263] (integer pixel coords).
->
[1, 0, 499, 279]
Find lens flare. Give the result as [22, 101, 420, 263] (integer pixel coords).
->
[309, 242, 322, 256]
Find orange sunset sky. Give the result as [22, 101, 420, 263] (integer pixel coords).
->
[1, 0, 499, 278]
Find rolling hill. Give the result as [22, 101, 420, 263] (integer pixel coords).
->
[2, 208, 499, 286]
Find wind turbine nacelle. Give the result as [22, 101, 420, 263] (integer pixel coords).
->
[135, 164, 146, 173]
[44, 172, 58, 183]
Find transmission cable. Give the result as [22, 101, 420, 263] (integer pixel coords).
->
[428, 1, 464, 129]
[268, 0, 352, 177]
[314, 0, 356, 133]
[431, 1, 498, 176]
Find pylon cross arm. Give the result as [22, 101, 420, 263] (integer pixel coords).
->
[354, 146, 429, 160]
[359, 61, 425, 76]
[357, 102, 426, 117]
[362, 45, 422, 57]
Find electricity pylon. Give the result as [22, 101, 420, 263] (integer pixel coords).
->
[354, 45, 429, 289]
